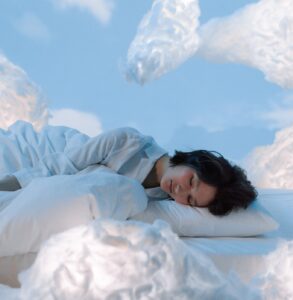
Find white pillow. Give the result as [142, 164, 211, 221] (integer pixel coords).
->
[130, 199, 279, 237]
[0, 167, 148, 257]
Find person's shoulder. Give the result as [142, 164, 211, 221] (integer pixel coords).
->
[104, 127, 143, 138]
[101, 127, 153, 147]
[98, 127, 158, 148]
[113, 127, 141, 134]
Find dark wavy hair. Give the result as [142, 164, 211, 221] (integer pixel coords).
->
[169, 150, 257, 216]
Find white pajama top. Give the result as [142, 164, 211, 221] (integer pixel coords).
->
[0, 122, 169, 200]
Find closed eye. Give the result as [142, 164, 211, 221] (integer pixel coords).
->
[189, 176, 193, 186]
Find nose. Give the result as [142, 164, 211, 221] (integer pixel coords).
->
[173, 183, 189, 196]
[174, 183, 180, 194]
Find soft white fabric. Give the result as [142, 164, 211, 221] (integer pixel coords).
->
[131, 198, 279, 237]
[0, 166, 148, 257]
[0, 191, 21, 212]
[0, 121, 167, 200]
[181, 190, 293, 290]
[0, 121, 88, 180]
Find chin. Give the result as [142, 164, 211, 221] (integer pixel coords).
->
[160, 180, 167, 193]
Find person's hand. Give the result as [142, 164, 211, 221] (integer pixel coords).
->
[0, 175, 21, 191]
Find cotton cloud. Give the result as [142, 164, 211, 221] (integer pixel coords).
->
[49, 108, 102, 136]
[0, 220, 258, 299]
[126, 0, 293, 88]
[14, 12, 50, 41]
[198, 0, 293, 89]
[0, 53, 49, 131]
[259, 241, 293, 299]
[244, 124, 293, 188]
[54, 0, 115, 24]
[0, 54, 102, 135]
[125, 0, 200, 84]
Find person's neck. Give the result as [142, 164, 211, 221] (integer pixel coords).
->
[142, 155, 170, 189]
[155, 155, 170, 182]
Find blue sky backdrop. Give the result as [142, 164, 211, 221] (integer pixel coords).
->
[1, 0, 291, 165]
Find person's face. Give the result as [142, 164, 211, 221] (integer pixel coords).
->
[160, 165, 217, 207]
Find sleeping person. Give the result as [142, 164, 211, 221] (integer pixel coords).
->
[0, 121, 257, 216]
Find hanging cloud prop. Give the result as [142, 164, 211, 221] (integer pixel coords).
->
[126, 0, 293, 88]
[0, 53, 49, 131]
[256, 241, 293, 299]
[197, 0, 293, 88]
[126, 0, 200, 84]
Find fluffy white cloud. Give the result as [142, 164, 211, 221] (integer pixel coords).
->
[126, 0, 200, 84]
[126, 0, 293, 87]
[0, 53, 49, 131]
[198, 0, 293, 89]
[0, 54, 102, 135]
[54, 0, 115, 24]
[14, 12, 50, 41]
[244, 124, 293, 188]
[49, 108, 102, 136]
[259, 241, 293, 299]
[0, 220, 257, 299]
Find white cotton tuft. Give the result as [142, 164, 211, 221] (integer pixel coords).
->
[258, 241, 293, 299]
[0, 53, 49, 131]
[244, 124, 293, 189]
[125, 0, 201, 84]
[6, 220, 259, 300]
[198, 0, 293, 89]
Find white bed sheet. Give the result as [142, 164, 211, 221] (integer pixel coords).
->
[182, 189, 293, 282]
[1, 189, 292, 287]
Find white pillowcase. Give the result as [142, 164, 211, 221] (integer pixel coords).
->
[130, 199, 279, 237]
[0, 167, 148, 257]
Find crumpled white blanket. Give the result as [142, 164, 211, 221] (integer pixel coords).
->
[0, 165, 148, 257]
[0, 120, 88, 177]
[0, 121, 153, 257]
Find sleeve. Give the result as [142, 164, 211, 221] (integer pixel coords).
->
[13, 127, 151, 187]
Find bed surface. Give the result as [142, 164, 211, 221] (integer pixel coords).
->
[1, 189, 292, 287]
[182, 189, 293, 282]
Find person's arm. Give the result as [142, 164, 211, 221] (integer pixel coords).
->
[13, 127, 150, 188]
[0, 175, 21, 191]
[65, 127, 149, 171]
